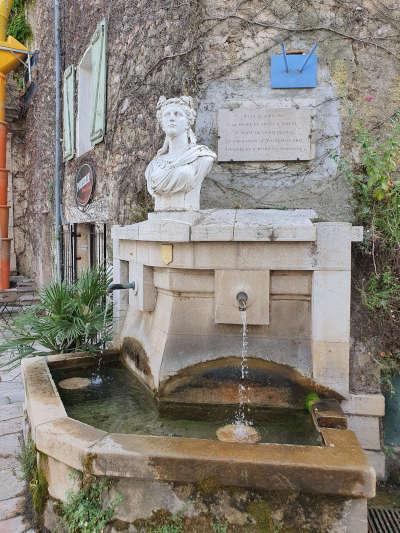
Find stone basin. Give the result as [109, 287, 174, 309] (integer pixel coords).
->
[22, 351, 375, 531]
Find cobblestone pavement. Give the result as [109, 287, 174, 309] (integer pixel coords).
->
[0, 318, 33, 532]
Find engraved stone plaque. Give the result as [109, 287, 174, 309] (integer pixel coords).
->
[218, 107, 312, 161]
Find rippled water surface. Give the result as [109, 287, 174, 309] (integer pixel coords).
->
[51, 362, 322, 446]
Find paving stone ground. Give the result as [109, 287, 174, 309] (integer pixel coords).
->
[0, 318, 33, 532]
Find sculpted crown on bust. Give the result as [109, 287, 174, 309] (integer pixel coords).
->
[145, 95, 216, 211]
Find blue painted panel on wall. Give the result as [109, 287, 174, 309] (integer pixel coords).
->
[271, 53, 317, 89]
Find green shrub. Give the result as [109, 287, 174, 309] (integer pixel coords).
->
[340, 112, 400, 389]
[361, 270, 400, 312]
[18, 434, 36, 481]
[7, 0, 32, 44]
[0, 266, 113, 369]
[375, 351, 400, 395]
[58, 478, 122, 533]
[212, 521, 229, 533]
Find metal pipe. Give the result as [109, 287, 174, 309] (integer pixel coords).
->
[107, 282, 136, 293]
[298, 42, 317, 73]
[280, 42, 289, 73]
[54, 0, 63, 280]
[236, 291, 248, 312]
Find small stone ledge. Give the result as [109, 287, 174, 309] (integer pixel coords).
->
[341, 394, 385, 417]
[365, 450, 386, 481]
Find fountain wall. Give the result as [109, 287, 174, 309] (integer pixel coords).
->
[112, 212, 361, 395]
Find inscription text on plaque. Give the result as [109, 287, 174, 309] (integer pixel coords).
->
[218, 107, 312, 162]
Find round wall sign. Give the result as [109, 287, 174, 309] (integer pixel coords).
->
[75, 164, 95, 207]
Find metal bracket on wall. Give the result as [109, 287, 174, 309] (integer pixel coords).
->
[0, 46, 38, 84]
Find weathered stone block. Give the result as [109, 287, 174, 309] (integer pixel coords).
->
[35, 418, 107, 471]
[270, 271, 312, 295]
[347, 415, 381, 451]
[365, 450, 386, 481]
[214, 270, 270, 325]
[41, 455, 79, 502]
[21, 358, 67, 439]
[341, 394, 385, 417]
[118, 239, 137, 261]
[312, 271, 351, 342]
[312, 340, 349, 394]
[110, 478, 188, 523]
[154, 268, 214, 293]
[0, 467, 24, 501]
[314, 223, 353, 270]
[0, 496, 25, 520]
[130, 263, 156, 312]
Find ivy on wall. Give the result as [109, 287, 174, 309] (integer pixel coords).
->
[7, 0, 32, 44]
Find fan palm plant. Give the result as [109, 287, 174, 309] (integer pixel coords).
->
[0, 266, 113, 369]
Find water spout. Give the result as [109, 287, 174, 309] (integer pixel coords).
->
[107, 282, 136, 293]
[236, 291, 248, 312]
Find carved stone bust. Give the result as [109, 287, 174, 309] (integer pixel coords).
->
[145, 96, 216, 211]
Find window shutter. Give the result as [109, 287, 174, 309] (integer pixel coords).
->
[90, 19, 107, 145]
[63, 65, 75, 160]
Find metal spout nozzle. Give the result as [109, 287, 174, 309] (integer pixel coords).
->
[107, 282, 136, 293]
[236, 291, 248, 312]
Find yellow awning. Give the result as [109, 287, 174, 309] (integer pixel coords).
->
[0, 35, 28, 74]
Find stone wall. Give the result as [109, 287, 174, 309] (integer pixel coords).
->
[10, 0, 55, 285]
[61, 0, 203, 226]
[196, 0, 400, 219]
[13, 0, 400, 279]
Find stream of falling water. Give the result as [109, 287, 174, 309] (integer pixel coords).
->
[233, 308, 252, 431]
[91, 293, 112, 386]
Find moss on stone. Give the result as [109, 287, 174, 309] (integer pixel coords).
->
[196, 476, 221, 496]
[247, 500, 282, 533]
[82, 452, 97, 484]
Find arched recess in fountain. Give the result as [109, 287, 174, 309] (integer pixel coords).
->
[158, 357, 343, 408]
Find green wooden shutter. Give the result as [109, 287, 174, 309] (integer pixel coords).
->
[63, 65, 75, 160]
[90, 19, 107, 145]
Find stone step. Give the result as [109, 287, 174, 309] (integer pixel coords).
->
[0, 514, 32, 532]
[0, 496, 25, 521]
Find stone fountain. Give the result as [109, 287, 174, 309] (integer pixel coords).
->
[112, 96, 361, 401]
[22, 95, 374, 531]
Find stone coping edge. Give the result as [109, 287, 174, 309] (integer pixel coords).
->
[22, 355, 375, 499]
[111, 210, 363, 244]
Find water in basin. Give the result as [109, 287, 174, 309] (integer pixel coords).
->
[51, 361, 322, 446]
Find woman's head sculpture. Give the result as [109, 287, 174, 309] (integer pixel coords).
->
[145, 95, 216, 212]
[156, 96, 197, 155]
